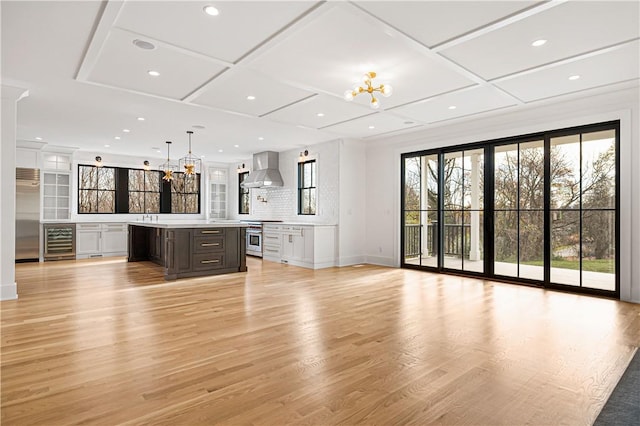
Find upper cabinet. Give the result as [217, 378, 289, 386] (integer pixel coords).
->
[209, 167, 228, 219]
[42, 153, 72, 221]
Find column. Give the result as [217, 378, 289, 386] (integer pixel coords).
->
[469, 153, 481, 261]
[1, 85, 29, 300]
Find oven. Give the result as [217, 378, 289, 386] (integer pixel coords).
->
[245, 225, 263, 257]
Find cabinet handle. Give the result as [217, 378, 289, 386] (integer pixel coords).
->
[201, 230, 220, 234]
[201, 243, 220, 247]
[265, 235, 278, 239]
[201, 259, 220, 264]
[265, 248, 278, 253]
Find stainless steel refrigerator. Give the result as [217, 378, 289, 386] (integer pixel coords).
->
[16, 167, 40, 262]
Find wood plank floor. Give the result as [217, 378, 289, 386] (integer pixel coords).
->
[2, 257, 639, 425]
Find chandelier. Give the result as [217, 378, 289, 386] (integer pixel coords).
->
[159, 141, 177, 181]
[344, 71, 392, 109]
[179, 130, 202, 177]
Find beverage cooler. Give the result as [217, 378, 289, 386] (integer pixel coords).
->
[43, 223, 76, 261]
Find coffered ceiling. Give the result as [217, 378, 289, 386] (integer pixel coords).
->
[2, 1, 638, 163]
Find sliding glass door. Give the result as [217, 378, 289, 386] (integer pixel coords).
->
[400, 121, 619, 298]
[493, 140, 544, 281]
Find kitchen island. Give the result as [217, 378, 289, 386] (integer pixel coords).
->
[128, 221, 248, 280]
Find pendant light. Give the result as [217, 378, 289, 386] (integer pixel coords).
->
[159, 141, 177, 181]
[179, 130, 202, 178]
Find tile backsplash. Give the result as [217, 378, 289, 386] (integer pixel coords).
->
[230, 140, 340, 224]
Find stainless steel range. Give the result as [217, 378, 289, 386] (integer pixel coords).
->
[242, 220, 282, 258]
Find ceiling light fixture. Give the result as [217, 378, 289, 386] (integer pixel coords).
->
[203, 5, 219, 16]
[104, 144, 110, 148]
[147, 70, 160, 77]
[35, 137, 42, 141]
[133, 39, 155, 50]
[368, 125, 375, 129]
[448, 105, 457, 110]
[298, 149, 309, 163]
[123, 129, 130, 133]
[179, 131, 202, 177]
[159, 141, 177, 181]
[234, 144, 239, 148]
[317, 113, 325, 117]
[192, 125, 206, 129]
[531, 39, 547, 47]
[568, 75, 581, 80]
[258, 137, 264, 141]
[143, 160, 150, 171]
[115, 136, 121, 140]
[137, 117, 145, 121]
[95, 156, 103, 168]
[344, 71, 392, 109]
[246, 95, 256, 100]
[218, 149, 223, 153]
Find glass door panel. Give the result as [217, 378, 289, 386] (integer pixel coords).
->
[443, 152, 464, 270]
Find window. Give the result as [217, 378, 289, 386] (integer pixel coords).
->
[171, 173, 200, 213]
[78, 165, 116, 213]
[239, 171, 250, 214]
[401, 121, 619, 298]
[128, 169, 161, 213]
[78, 165, 200, 214]
[298, 159, 316, 215]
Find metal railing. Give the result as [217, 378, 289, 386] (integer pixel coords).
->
[404, 222, 472, 259]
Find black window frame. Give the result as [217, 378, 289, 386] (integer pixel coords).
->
[128, 169, 162, 214]
[400, 120, 620, 300]
[238, 171, 250, 215]
[77, 165, 117, 214]
[298, 159, 316, 215]
[77, 164, 200, 214]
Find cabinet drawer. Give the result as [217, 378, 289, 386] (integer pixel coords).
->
[77, 223, 101, 230]
[263, 246, 281, 256]
[192, 253, 225, 271]
[263, 233, 281, 245]
[194, 228, 225, 237]
[193, 235, 225, 253]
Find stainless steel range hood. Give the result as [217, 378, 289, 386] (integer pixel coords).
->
[241, 151, 284, 188]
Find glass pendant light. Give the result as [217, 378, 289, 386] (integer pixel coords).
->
[179, 130, 202, 178]
[159, 141, 177, 181]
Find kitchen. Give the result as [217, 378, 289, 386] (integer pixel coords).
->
[2, 1, 639, 425]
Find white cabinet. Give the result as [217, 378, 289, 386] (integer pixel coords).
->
[209, 168, 227, 219]
[76, 223, 127, 258]
[263, 224, 282, 262]
[42, 172, 70, 220]
[263, 224, 336, 269]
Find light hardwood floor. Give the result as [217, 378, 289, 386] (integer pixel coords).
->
[2, 257, 639, 425]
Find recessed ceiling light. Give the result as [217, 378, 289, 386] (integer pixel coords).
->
[246, 95, 256, 101]
[531, 39, 547, 47]
[258, 137, 264, 141]
[192, 125, 206, 129]
[404, 121, 415, 125]
[147, 70, 160, 77]
[104, 144, 110, 148]
[35, 137, 42, 141]
[114, 136, 121, 140]
[568, 75, 581, 80]
[218, 149, 223, 153]
[123, 129, 130, 133]
[448, 105, 457, 110]
[137, 117, 145, 121]
[156, 150, 162, 153]
[200, 155, 206, 158]
[203, 5, 219, 16]
[368, 125, 375, 129]
[132, 39, 155, 50]
[317, 113, 325, 117]
[234, 144, 239, 148]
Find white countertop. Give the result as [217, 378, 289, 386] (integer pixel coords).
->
[129, 220, 247, 229]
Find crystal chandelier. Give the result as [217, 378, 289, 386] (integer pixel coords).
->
[344, 71, 392, 109]
[179, 130, 202, 177]
[159, 141, 177, 181]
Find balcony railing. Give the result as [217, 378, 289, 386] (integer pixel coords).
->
[404, 222, 472, 259]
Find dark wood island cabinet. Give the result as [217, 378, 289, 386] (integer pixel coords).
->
[128, 223, 247, 280]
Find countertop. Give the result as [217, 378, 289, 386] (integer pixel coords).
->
[129, 220, 248, 229]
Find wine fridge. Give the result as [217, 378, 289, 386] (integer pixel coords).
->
[44, 223, 76, 261]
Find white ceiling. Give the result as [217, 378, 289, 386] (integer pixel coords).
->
[2, 0, 638, 164]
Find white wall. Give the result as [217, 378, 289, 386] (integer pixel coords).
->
[228, 139, 341, 225]
[338, 138, 366, 266]
[365, 86, 640, 303]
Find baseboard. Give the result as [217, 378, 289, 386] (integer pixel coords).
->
[337, 255, 366, 267]
[365, 255, 396, 267]
[1, 282, 18, 300]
